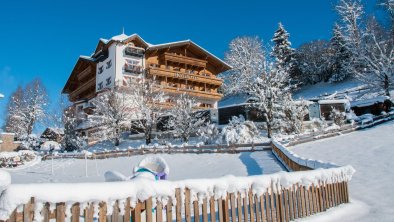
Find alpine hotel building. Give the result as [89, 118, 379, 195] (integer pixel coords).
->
[62, 33, 231, 140]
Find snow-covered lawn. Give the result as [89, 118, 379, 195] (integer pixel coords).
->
[8, 151, 285, 184]
[291, 121, 394, 221]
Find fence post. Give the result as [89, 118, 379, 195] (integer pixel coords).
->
[209, 197, 216, 222]
[175, 188, 182, 222]
[185, 188, 191, 222]
[145, 198, 152, 222]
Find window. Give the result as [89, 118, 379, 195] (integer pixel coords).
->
[106, 77, 112, 86]
[77, 105, 83, 112]
[106, 60, 112, 69]
[98, 66, 104, 74]
[98, 82, 103, 90]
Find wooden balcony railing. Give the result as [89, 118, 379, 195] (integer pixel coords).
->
[77, 66, 93, 81]
[160, 52, 207, 68]
[159, 85, 223, 101]
[147, 67, 223, 86]
[69, 78, 96, 100]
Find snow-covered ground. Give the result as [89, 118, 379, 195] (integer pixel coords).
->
[291, 121, 394, 221]
[8, 151, 285, 184]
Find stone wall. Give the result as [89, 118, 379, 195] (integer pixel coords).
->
[0, 133, 20, 152]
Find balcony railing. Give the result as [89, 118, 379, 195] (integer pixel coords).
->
[147, 67, 223, 86]
[124, 64, 143, 74]
[125, 46, 144, 57]
[159, 85, 223, 101]
[160, 52, 207, 68]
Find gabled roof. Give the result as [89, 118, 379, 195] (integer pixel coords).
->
[94, 33, 150, 54]
[62, 56, 96, 94]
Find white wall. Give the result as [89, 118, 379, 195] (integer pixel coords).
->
[115, 43, 145, 86]
[96, 44, 116, 92]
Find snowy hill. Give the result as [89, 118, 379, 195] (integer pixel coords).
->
[292, 121, 394, 221]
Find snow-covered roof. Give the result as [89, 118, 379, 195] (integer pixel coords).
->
[218, 94, 251, 108]
[351, 96, 389, 107]
[79, 55, 97, 62]
[44, 127, 65, 135]
[318, 99, 349, 105]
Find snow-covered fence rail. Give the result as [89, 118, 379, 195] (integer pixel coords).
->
[42, 142, 272, 161]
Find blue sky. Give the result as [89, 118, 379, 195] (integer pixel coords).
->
[0, 0, 378, 129]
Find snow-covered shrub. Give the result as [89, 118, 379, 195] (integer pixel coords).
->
[329, 107, 346, 127]
[197, 123, 220, 145]
[310, 118, 328, 132]
[217, 116, 259, 144]
[19, 134, 42, 150]
[0, 150, 36, 168]
[40, 141, 62, 152]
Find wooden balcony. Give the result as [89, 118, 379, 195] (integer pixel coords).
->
[147, 67, 223, 86]
[158, 85, 223, 101]
[77, 66, 93, 81]
[69, 78, 96, 101]
[160, 52, 207, 68]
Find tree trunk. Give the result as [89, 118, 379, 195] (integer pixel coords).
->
[114, 137, 120, 146]
[384, 74, 390, 97]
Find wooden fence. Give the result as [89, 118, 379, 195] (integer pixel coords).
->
[3, 181, 349, 222]
[1, 142, 352, 222]
[42, 142, 272, 160]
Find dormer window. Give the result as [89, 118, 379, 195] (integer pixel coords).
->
[98, 82, 103, 90]
[106, 77, 112, 86]
[106, 60, 112, 69]
[98, 66, 104, 74]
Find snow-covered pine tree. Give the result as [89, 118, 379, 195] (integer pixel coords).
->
[271, 23, 295, 79]
[295, 40, 333, 84]
[330, 23, 352, 82]
[3, 86, 27, 139]
[129, 78, 165, 145]
[90, 87, 134, 146]
[165, 93, 206, 142]
[222, 36, 266, 96]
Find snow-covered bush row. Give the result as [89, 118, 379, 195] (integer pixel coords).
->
[0, 150, 36, 168]
[272, 140, 339, 170]
[0, 164, 355, 220]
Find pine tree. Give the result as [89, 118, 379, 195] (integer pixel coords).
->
[330, 23, 352, 82]
[271, 23, 295, 70]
